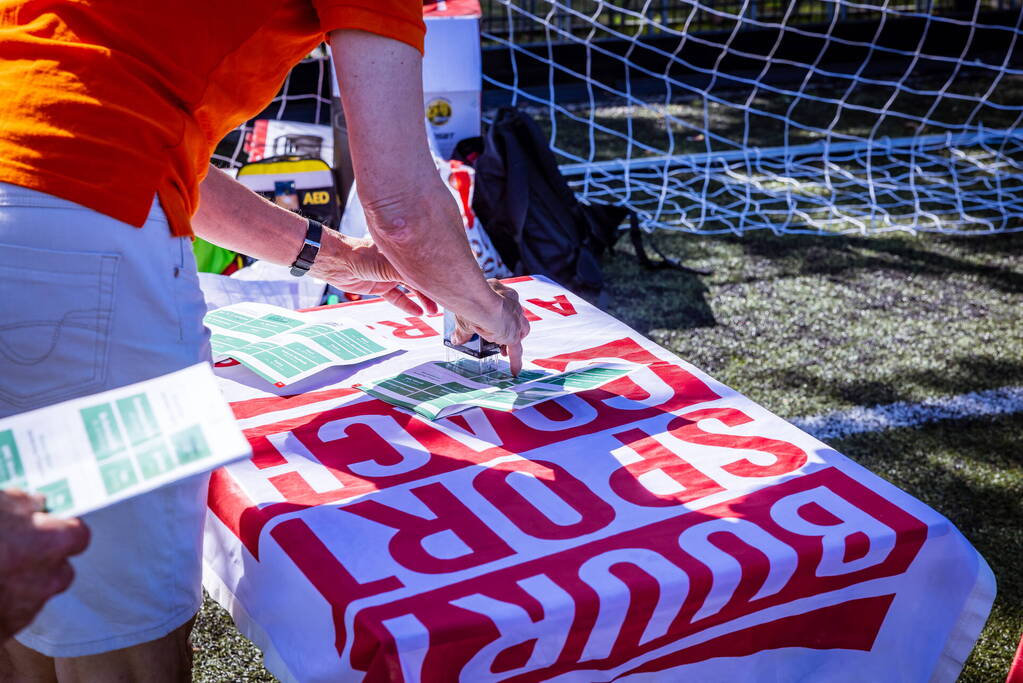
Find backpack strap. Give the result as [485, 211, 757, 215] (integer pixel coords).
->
[628, 213, 714, 276]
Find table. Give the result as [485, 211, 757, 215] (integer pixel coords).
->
[203, 276, 994, 683]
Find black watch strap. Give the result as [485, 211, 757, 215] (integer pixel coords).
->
[290, 218, 324, 277]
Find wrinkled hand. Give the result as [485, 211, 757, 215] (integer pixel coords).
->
[0, 490, 89, 640]
[449, 279, 531, 375]
[313, 234, 439, 316]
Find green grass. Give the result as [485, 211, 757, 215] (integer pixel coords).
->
[606, 230, 1023, 416]
[193, 598, 273, 683]
[193, 229, 1023, 681]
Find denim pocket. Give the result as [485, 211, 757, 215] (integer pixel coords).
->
[0, 243, 119, 411]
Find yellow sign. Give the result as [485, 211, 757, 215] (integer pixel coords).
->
[426, 98, 453, 126]
[302, 191, 331, 205]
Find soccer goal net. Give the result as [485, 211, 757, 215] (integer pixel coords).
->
[481, 0, 1023, 234]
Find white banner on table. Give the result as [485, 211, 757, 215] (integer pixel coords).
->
[203, 276, 994, 683]
[0, 363, 249, 518]
[198, 272, 325, 312]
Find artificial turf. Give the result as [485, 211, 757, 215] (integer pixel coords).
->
[192, 229, 1023, 681]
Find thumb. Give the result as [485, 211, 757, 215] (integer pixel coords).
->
[450, 316, 476, 346]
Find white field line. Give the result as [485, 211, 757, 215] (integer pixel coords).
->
[790, 386, 1023, 442]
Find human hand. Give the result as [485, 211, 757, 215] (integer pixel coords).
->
[312, 233, 439, 316]
[0, 490, 89, 640]
[449, 279, 531, 375]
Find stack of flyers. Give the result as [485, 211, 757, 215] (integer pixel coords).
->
[205, 302, 394, 387]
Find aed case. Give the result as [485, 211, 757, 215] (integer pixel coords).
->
[236, 155, 341, 226]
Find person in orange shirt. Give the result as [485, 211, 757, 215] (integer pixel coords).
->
[0, 1, 530, 680]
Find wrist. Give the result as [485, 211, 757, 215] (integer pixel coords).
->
[288, 218, 325, 277]
[451, 283, 504, 327]
[307, 229, 357, 282]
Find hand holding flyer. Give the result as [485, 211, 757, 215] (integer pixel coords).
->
[0, 363, 251, 518]
[204, 302, 394, 387]
[357, 357, 637, 420]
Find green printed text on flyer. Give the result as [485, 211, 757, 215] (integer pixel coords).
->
[0, 363, 250, 518]
[204, 302, 394, 387]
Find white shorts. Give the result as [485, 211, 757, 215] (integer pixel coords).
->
[0, 182, 212, 657]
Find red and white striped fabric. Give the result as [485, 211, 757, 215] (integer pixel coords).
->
[203, 276, 994, 683]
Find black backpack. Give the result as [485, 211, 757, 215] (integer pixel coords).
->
[464, 107, 628, 300]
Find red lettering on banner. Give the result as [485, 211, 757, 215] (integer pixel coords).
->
[625, 593, 896, 677]
[473, 460, 616, 540]
[533, 338, 722, 415]
[526, 295, 578, 317]
[250, 434, 287, 469]
[522, 307, 542, 322]
[574, 548, 692, 662]
[230, 386, 361, 421]
[265, 471, 348, 506]
[376, 317, 439, 339]
[212, 401, 510, 550]
[344, 468, 926, 681]
[668, 407, 809, 477]
[271, 518, 402, 656]
[289, 403, 489, 494]
[208, 467, 270, 558]
[472, 338, 722, 456]
[229, 338, 721, 469]
[211, 337, 726, 557]
[343, 482, 515, 573]
[609, 428, 725, 507]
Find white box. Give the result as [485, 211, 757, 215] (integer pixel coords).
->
[423, 0, 482, 159]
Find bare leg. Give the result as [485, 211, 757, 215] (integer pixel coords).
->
[55, 615, 196, 683]
[0, 639, 57, 683]
[1, 615, 195, 683]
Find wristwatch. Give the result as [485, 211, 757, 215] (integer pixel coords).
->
[290, 217, 324, 277]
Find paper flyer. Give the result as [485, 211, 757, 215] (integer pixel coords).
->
[205, 303, 394, 387]
[0, 363, 251, 518]
[357, 358, 637, 420]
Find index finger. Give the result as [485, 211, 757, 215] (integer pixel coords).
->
[380, 286, 424, 316]
[505, 340, 524, 377]
[409, 288, 439, 317]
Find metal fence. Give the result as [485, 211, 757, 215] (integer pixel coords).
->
[481, 0, 1022, 45]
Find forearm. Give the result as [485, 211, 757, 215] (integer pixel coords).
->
[192, 164, 308, 265]
[362, 182, 499, 314]
[331, 30, 500, 317]
[193, 164, 358, 282]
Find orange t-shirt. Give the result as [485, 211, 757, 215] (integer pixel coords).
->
[0, 1, 425, 237]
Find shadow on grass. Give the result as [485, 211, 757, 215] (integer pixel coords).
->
[727, 232, 1023, 294]
[939, 231, 1023, 257]
[832, 413, 1023, 683]
[602, 246, 718, 337]
[771, 355, 1023, 408]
